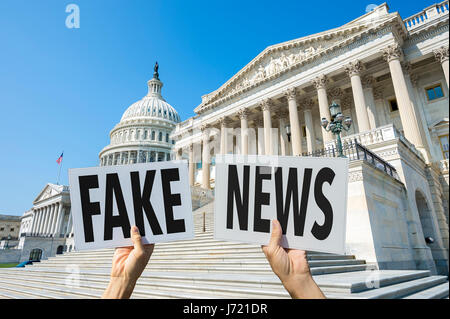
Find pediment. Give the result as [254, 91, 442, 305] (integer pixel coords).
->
[33, 184, 63, 204]
[195, 4, 404, 114]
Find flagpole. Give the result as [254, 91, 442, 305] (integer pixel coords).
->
[57, 151, 64, 185]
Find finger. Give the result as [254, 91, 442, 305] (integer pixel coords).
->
[268, 219, 282, 249]
[130, 225, 144, 252]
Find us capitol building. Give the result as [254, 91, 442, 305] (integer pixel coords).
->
[1, 64, 180, 263]
[2, 1, 449, 279]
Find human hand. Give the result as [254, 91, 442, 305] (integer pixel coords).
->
[102, 226, 154, 299]
[262, 219, 325, 299]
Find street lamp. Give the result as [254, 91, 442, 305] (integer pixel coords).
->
[285, 125, 291, 142]
[321, 102, 352, 157]
[6, 235, 11, 249]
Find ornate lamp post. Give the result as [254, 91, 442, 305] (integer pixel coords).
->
[285, 125, 291, 142]
[6, 234, 11, 249]
[320, 102, 352, 157]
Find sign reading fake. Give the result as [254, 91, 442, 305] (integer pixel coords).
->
[68, 161, 194, 250]
[214, 155, 348, 254]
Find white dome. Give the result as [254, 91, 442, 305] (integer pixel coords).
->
[120, 95, 180, 123]
[98, 63, 180, 167]
[120, 76, 180, 123]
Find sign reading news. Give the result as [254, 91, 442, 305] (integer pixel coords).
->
[214, 155, 349, 254]
[68, 161, 194, 250]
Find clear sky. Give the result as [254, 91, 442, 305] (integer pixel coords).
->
[0, 0, 435, 215]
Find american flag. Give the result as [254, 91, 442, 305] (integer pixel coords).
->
[56, 152, 64, 164]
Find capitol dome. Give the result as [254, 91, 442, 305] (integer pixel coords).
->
[120, 73, 181, 123]
[99, 62, 181, 166]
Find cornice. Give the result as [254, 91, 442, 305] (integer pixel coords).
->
[195, 15, 403, 114]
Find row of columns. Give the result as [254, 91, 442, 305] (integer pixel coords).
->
[101, 150, 171, 166]
[30, 203, 67, 237]
[179, 43, 449, 189]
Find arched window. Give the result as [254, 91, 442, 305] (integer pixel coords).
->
[166, 133, 169, 142]
[158, 132, 162, 141]
[151, 131, 155, 140]
[29, 248, 42, 261]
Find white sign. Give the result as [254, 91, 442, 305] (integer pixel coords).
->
[214, 155, 349, 254]
[68, 161, 194, 250]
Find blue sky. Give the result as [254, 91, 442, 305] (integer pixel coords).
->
[0, 0, 434, 215]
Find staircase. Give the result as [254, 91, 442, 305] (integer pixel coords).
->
[0, 202, 447, 299]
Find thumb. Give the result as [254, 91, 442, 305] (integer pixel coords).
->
[130, 225, 144, 252]
[268, 219, 282, 249]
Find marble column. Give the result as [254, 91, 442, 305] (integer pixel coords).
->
[201, 125, 211, 189]
[345, 60, 371, 133]
[312, 75, 333, 145]
[189, 144, 195, 186]
[30, 210, 37, 235]
[261, 99, 273, 155]
[434, 46, 449, 88]
[238, 109, 249, 155]
[44, 204, 55, 235]
[254, 119, 265, 155]
[219, 117, 229, 155]
[47, 204, 56, 235]
[302, 99, 316, 153]
[39, 206, 46, 235]
[34, 209, 41, 235]
[362, 75, 378, 130]
[50, 203, 59, 235]
[382, 43, 430, 162]
[278, 112, 288, 156]
[285, 88, 303, 156]
[53, 204, 64, 237]
[175, 148, 182, 160]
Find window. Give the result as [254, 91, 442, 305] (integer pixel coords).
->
[388, 99, 398, 112]
[302, 125, 307, 137]
[158, 132, 162, 141]
[166, 133, 169, 143]
[151, 131, 155, 140]
[425, 84, 444, 101]
[10, 228, 14, 232]
[439, 135, 449, 159]
[29, 248, 42, 261]
[0, 227, 4, 231]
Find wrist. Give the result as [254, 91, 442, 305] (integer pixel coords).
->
[102, 276, 136, 299]
[282, 273, 325, 299]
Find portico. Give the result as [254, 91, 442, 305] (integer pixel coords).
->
[171, 2, 449, 274]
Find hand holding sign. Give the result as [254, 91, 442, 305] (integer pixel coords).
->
[68, 161, 194, 250]
[214, 154, 349, 254]
[102, 226, 154, 299]
[262, 220, 325, 299]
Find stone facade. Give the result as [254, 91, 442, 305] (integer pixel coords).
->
[171, 2, 449, 274]
[0, 214, 21, 241]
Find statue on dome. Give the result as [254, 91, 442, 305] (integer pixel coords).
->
[153, 61, 159, 79]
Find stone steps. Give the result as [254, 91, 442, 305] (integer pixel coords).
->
[327, 276, 448, 299]
[45, 253, 356, 262]
[0, 272, 288, 299]
[40, 259, 364, 269]
[403, 282, 449, 299]
[0, 202, 447, 299]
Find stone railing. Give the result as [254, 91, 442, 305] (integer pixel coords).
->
[404, 0, 448, 31]
[305, 139, 399, 180]
[325, 124, 425, 162]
